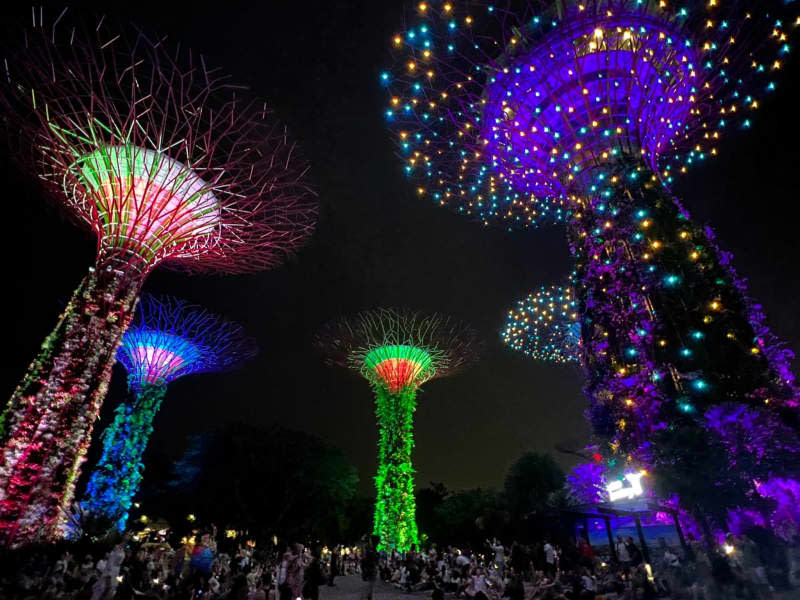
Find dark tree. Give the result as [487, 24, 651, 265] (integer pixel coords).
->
[416, 482, 449, 542]
[432, 488, 503, 548]
[144, 423, 358, 543]
[504, 453, 565, 519]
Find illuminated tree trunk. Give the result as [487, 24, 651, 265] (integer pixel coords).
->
[82, 382, 166, 532]
[567, 161, 797, 468]
[372, 385, 419, 552]
[0, 264, 140, 547]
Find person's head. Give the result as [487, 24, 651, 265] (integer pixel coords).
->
[370, 535, 380, 549]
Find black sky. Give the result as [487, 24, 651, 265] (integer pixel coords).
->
[2, 2, 799, 495]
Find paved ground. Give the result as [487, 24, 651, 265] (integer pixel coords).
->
[321, 575, 427, 599]
[320, 575, 799, 600]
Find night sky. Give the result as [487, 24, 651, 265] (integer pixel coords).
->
[2, 2, 799, 495]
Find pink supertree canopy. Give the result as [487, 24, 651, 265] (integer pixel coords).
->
[0, 10, 316, 547]
[3, 13, 316, 274]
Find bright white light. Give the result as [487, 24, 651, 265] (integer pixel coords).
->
[606, 472, 645, 501]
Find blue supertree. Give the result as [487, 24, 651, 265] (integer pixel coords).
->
[81, 296, 257, 530]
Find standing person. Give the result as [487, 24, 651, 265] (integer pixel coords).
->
[360, 535, 379, 600]
[787, 534, 800, 588]
[105, 541, 127, 598]
[509, 542, 528, 581]
[577, 538, 595, 571]
[190, 532, 217, 576]
[278, 546, 292, 600]
[625, 537, 643, 568]
[488, 538, 505, 574]
[689, 534, 712, 600]
[284, 544, 305, 600]
[303, 548, 325, 600]
[739, 534, 774, 600]
[615, 535, 631, 570]
[659, 538, 681, 597]
[543, 540, 557, 578]
[327, 546, 339, 587]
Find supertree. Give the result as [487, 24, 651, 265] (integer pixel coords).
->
[502, 279, 581, 363]
[317, 308, 480, 551]
[0, 13, 316, 546]
[81, 295, 257, 531]
[383, 0, 799, 520]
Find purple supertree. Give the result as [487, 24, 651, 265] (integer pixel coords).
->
[383, 0, 799, 520]
[81, 295, 257, 532]
[0, 12, 315, 546]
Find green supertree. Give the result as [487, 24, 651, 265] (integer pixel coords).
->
[317, 309, 480, 552]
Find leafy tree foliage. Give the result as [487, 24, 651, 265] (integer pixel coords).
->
[504, 452, 565, 518]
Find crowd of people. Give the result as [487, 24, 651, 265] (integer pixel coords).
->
[2, 526, 799, 599]
[372, 532, 799, 599]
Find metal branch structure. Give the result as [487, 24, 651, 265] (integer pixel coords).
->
[502, 281, 581, 364]
[0, 12, 316, 546]
[383, 0, 799, 517]
[317, 308, 480, 551]
[82, 295, 257, 532]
